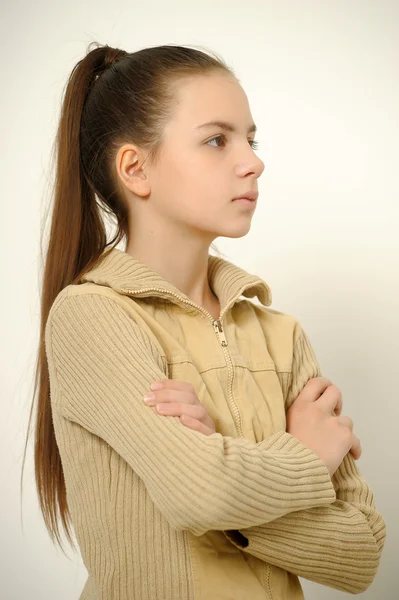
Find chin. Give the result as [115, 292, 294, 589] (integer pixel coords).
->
[221, 222, 253, 239]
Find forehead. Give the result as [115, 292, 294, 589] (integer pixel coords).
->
[171, 73, 254, 132]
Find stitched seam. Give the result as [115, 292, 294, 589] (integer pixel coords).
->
[265, 564, 275, 600]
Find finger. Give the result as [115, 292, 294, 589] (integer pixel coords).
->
[337, 415, 354, 431]
[150, 379, 195, 393]
[349, 434, 362, 460]
[333, 403, 342, 416]
[154, 389, 198, 405]
[179, 414, 214, 436]
[147, 380, 197, 404]
[317, 385, 343, 416]
[296, 376, 333, 404]
[147, 389, 197, 405]
[155, 402, 216, 432]
[156, 402, 206, 420]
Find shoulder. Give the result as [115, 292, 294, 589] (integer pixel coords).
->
[49, 282, 132, 311]
[243, 300, 304, 345]
[46, 283, 146, 331]
[45, 282, 167, 365]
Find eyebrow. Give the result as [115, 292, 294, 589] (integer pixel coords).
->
[194, 120, 257, 134]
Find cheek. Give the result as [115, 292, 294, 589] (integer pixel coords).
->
[152, 152, 228, 217]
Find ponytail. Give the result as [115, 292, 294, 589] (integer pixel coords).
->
[21, 40, 233, 552]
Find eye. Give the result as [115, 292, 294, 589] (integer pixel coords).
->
[207, 134, 259, 150]
[206, 134, 227, 148]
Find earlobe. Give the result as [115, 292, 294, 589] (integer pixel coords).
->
[125, 170, 151, 197]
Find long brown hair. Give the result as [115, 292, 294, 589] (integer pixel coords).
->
[21, 41, 233, 554]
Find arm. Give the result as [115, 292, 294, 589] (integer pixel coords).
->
[46, 289, 336, 538]
[223, 326, 386, 594]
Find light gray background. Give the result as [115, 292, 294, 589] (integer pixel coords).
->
[1, 0, 397, 598]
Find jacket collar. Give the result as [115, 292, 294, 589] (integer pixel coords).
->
[79, 247, 272, 319]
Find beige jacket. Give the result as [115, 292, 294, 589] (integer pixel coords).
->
[45, 247, 386, 599]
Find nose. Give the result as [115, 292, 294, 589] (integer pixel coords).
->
[236, 152, 265, 179]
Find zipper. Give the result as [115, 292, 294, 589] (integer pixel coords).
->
[121, 285, 245, 438]
[212, 318, 243, 438]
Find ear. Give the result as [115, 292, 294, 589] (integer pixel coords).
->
[115, 143, 151, 197]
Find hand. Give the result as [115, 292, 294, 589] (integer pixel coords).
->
[143, 379, 216, 436]
[286, 377, 362, 478]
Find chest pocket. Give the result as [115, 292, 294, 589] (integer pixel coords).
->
[223, 302, 288, 442]
[231, 360, 287, 443]
[162, 300, 288, 443]
[166, 352, 286, 445]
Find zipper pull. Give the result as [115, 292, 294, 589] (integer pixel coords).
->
[213, 319, 228, 347]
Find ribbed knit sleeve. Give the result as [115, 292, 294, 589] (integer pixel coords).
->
[224, 326, 386, 594]
[45, 290, 336, 537]
[285, 327, 322, 410]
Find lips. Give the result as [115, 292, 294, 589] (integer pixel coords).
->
[232, 191, 258, 202]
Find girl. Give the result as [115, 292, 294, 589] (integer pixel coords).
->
[22, 42, 386, 599]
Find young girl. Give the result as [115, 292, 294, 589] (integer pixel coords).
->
[23, 42, 386, 599]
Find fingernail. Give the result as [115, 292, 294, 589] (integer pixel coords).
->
[150, 382, 163, 390]
[143, 393, 155, 404]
